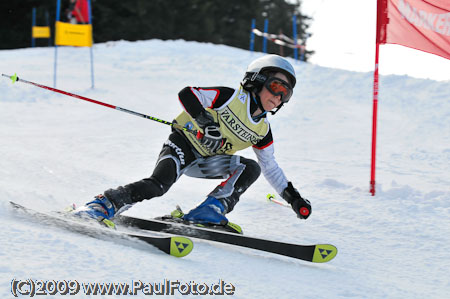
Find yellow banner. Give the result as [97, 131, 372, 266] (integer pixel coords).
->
[55, 21, 92, 47]
[32, 26, 51, 38]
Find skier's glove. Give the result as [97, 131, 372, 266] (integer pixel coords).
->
[282, 182, 311, 219]
[195, 110, 224, 154]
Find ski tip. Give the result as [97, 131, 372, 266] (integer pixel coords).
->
[9, 201, 21, 209]
[312, 244, 338, 263]
[226, 222, 243, 234]
[170, 236, 194, 258]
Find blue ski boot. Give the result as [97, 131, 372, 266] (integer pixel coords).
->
[73, 194, 116, 228]
[183, 196, 228, 226]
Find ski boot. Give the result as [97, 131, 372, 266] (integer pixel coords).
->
[183, 196, 228, 225]
[171, 196, 242, 234]
[72, 194, 117, 229]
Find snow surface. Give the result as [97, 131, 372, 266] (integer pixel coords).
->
[1, 40, 449, 298]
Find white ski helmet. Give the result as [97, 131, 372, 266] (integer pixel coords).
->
[241, 54, 296, 91]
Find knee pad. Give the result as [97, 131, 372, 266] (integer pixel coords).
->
[241, 158, 261, 185]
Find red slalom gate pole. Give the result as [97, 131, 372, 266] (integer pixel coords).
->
[370, 43, 380, 196]
[1, 73, 197, 135]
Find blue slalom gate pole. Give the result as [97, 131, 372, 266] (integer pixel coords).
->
[249, 19, 255, 52]
[88, 0, 94, 89]
[32, 8, 36, 47]
[46, 10, 51, 47]
[292, 15, 298, 61]
[263, 19, 268, 53]
[53, 0, 61, 88]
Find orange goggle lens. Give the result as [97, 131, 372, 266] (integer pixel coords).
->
[265, 78, 293, 103]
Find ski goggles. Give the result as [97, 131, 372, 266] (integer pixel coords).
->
[264, 77, 293, 103]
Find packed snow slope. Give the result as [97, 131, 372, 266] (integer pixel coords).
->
[1, 40, 449, 298]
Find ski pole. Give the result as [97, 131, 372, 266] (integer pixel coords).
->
[1, 73, 197, 135]
[266, 194, 290, 208]
[267, 193, 310, 218]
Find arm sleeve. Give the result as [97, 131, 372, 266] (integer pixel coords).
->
[253, 139, 289, 196]
[178, 86, 234, 118]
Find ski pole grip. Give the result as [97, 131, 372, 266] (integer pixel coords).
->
[299, 206, 310, 217]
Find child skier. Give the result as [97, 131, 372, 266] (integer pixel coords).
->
[75, 54, 311, 227]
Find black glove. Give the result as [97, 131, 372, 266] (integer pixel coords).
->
[282, 182, 311, 219]
[195, 110, 223, 153]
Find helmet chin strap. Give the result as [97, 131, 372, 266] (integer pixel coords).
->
[252, 91, 284, 117]
[269, 103, 284, 115]
[250, 92, 267, 122]
[253, 92, 266, 113]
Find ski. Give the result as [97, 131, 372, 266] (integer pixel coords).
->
[116, 214, 337, 263]
[9, 202, 193, 258]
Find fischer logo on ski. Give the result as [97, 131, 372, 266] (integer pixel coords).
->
[117, 214, 338, 263]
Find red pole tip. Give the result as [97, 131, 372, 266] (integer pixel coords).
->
[370, 180, 376, 196]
